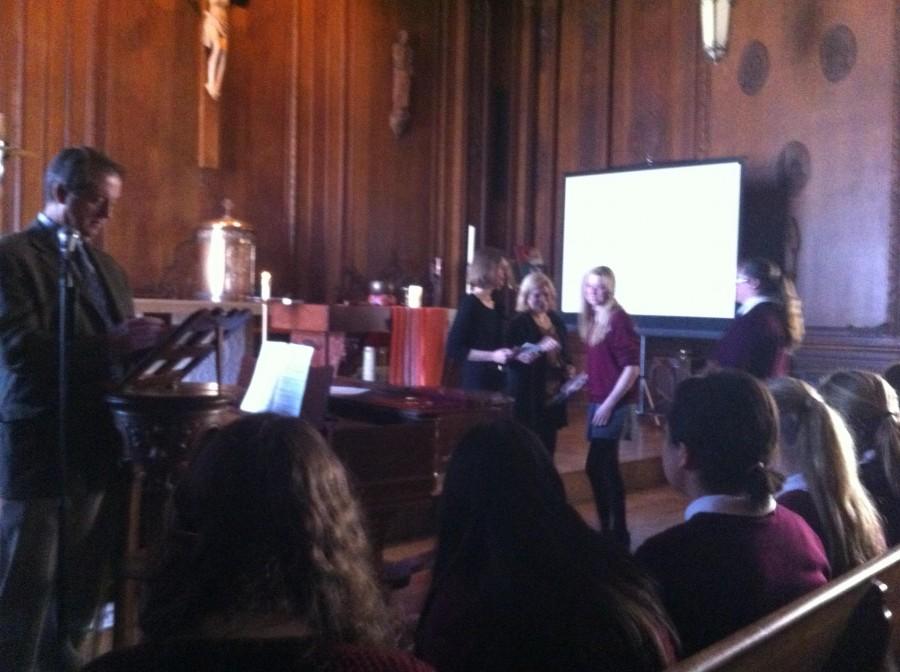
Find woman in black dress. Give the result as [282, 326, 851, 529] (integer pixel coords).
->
[446, 248, 513, 391]
[506, 272, 573, 455]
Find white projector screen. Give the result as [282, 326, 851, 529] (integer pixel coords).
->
[560, 160, 742, 332]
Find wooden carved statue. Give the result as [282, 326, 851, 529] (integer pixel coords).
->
[390, 30, 413, 137]
[202, 0, 230, 100]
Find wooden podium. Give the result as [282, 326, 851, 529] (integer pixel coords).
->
[106, 308, 249, 646]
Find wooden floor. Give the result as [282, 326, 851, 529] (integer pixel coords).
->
[384, 408, 688, 632]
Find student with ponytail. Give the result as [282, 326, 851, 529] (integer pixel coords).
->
[820, 370, 900, 547]
[635, 371, 829, 657]
[713, 258, 804, 379]
[768, 377, 886, 576]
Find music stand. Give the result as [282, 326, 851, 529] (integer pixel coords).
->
[106, 307, 251, 646]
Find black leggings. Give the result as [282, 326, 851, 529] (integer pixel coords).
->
[586, 438, 628, 543]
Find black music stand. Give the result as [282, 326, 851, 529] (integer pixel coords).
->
[106, 307, 251, 646]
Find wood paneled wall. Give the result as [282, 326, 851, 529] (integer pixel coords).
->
[483, 0, 900, 378]
[4, 0, 900, 370]
[0, 0, 473, 303]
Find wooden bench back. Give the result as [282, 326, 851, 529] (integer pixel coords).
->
[667, 546, 900, 672]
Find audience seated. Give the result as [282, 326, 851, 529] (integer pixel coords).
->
[821, 370, 900, 547]
[768, 377, 886, 576]
[883, 362, 900, 396]
[635, 370, 830, 658]
[414, 419, 676, 672]
[83, 413, 432, 672]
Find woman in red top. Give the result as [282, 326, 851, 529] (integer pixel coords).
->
[578, 266, 640, 548]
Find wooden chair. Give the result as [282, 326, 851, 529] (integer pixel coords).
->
[667, 546, 900, 672]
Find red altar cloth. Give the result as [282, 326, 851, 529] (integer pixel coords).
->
[388, 307, 450, 387]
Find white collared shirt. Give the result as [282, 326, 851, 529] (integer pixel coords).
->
[737, 295, 773, 316]
[779, 472, 808, 494]
[684, 493, 776, 521]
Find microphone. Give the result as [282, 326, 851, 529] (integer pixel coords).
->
[56, 225, 80, 258]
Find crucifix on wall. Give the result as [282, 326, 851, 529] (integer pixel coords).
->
[197, 0, 248, 168]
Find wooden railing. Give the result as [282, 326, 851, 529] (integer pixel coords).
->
[667, 545, 900, 672]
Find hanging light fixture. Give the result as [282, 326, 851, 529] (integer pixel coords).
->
[700, 0, 733, 63]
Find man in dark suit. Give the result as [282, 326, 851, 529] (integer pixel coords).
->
[0, 147, 163, 671]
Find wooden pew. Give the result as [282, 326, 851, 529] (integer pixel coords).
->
[667, 546, 900, 672]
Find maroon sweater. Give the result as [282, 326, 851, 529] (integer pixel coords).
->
[777, 489, 828, 551]
[585, 309, 640, 406]
[713, 302, 789, 379]
[635, 506, 830, 657]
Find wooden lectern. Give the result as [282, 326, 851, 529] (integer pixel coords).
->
[106, 308, 250, 646]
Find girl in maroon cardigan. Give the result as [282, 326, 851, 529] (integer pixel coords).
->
[713, 258, 804, 379]
[768, 377, 885, 577]
[635, 371, 830, 657]
[578, 266, 640, 547]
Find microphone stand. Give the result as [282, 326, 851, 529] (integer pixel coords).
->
[55, 224, 78, 658]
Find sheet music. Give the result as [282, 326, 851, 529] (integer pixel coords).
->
[240, 341, 314, 416]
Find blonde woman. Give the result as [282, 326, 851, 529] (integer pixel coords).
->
[446, 248, 513, 391]
[821, 370, 900, 547]
[505, 272, 572, 454]
[579, 266, 640, 547]
[768, 377, 886, 576]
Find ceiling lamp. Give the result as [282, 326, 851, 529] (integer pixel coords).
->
[700, 0, 733, 63]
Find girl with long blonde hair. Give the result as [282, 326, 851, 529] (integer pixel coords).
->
[579, 266, 640, 547]
[768, 377, 886, 575]
[821, 370, 900, 547]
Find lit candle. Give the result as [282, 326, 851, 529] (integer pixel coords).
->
[406, 284, 423, 308]
[260, 270, 271, 344]
[205, 225, 226, 303]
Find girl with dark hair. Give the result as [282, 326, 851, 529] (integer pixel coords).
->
[635, 371, 829, 657]
[768, 377, 885, 576]
[415, 419, 675, 672]
[84, 414, 432, 672]
[445, 248, 514, 391]
[820, 370, 900, 547]
[713, 257, 804, 378]
[578, 266, 640, 547]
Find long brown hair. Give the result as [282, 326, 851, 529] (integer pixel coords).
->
[769, 377, 886, 575]
[578, 266, 620, 346]
[141, 414, 395, 645]
[668, 371, 783, 505]
[739, 258, 805, 350]
[820, 370, 900, 500]
[418, 420, 675, 669]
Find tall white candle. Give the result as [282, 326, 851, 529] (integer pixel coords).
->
[260, 270, 271, 344]
[205, 225, 226, 303]
[406, 284, 423, 308]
